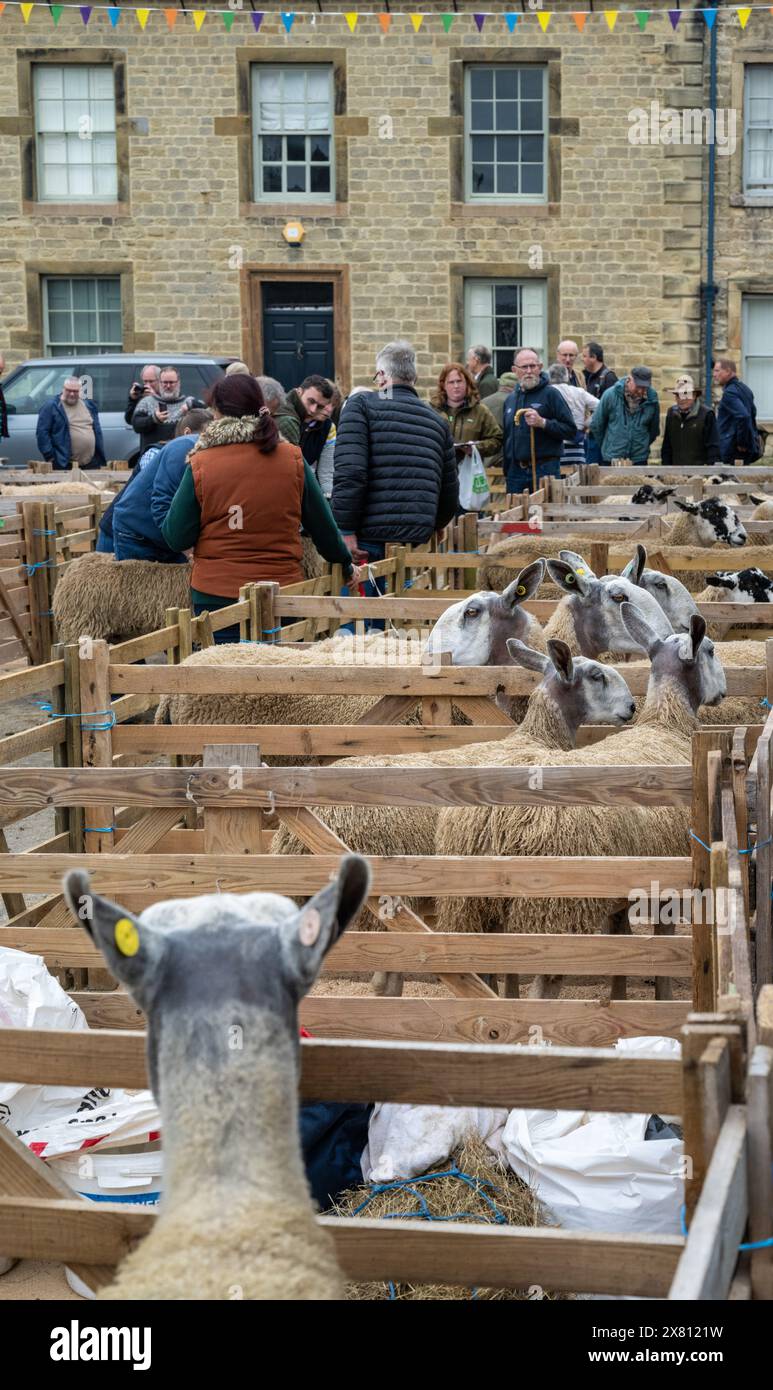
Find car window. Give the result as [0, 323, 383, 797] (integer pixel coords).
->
[3, 365, 73, 413]
[75, 363, 135, 412]
[178, 365, 222, 400]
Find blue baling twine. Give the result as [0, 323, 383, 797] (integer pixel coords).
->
[25, 559, 54, 575]
[689, 828, 772, 856]
[84, 825, 116, 834]
[32, 528, 57, 536]
[680, 1204, 773, 1251]
[761, 699, 772, 710]
[351, 1166, 507, 1226]
[37, 702, 116, 731]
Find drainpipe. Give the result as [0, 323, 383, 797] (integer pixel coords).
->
[702, 17, 719, 400]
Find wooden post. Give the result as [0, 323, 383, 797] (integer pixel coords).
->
[461, 512, 478, 593]
[255, 580, 279, 645]
[79, 638, 114, 859]
[691, 731, 732, 1012]
[165, 607, 180, 666]
[732, 726, 751, 925]
[682, 1027, 732, 1222]
[177, 607, 193, 663]
[330, 562, 343, 636]
[49, 641, 69, 838]
[42, 501, 58, 614]
[590, 541, 609, 579]
[63, 643, 84, 853]
[22, 500, 54, 664]
[238, 584, 250, 643]
[202, 744, 267, 857]
[747, 1043, 773, 1300]
[755, 710, 772, 987]
[421, 651, 452, 726]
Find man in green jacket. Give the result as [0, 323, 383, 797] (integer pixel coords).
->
[589, 366, 660, 465]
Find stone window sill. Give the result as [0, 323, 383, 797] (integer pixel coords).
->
[240, 201, 348, 219]
[23, 201, 128, 219]
[729, 194, 773, 208]
[450, 201, 558, 220]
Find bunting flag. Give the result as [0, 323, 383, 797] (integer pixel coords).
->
[410, 14, 424, 32]
[107, 5, 120, 25]
[738, 6, 752, 26]
[668, 9, 681, 28]
[379, 12, 391, 32]
[251, 12, 264, 32]
[50, 3, 64, 22]
[280, 11, 295, 33]
[164, 7, 177, 28]
[537, 11, 551, 31]
[345, 12, 358, 33]
[474, 13, 486, 31]
[0, 5, 5, 14]
[572, 12, 587, 30]
[136, 8, 150, 29]
[702, 8, 717, 27]
[441, 13, 455, 32]
[222, 11, 235, 31]
[604, 9, 618, 29]
[193, 9, 205, 30]
[79, 5, 92, 23]
[505, 13, 519, 31]
[20, 2, 33, 21]
[635, 11, 650, 29]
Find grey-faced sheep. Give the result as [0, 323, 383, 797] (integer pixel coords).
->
[155, 564, 549, 762]
[434, 604, 727, 1000]
[62, 856, 371, 1300]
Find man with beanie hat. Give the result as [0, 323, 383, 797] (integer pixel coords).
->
[661, 375, 720, 469]
[589, 365, 660, 464]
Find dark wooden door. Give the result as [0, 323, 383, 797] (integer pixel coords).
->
[262, 283, 334, 390]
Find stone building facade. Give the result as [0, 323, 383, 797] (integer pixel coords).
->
[0, 2, 771, 420]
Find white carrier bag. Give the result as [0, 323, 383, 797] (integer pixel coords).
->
[458, 444, 490, 512]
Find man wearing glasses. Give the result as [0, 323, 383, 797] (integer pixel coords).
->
[502, 347, 575, 494]
[131, 366, 203, 450]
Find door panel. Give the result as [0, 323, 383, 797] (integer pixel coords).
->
[263, 296, 334, 390]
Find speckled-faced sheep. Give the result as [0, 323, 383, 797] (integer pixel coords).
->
[695, 565, 773, 641]
[62, 856, 371, 1300]
[155, 563, 549, 760]
[435, 604, 727, 998]
[53, 552, 192, 643]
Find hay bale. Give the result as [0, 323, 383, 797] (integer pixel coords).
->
[334, 1133, 562, 1301]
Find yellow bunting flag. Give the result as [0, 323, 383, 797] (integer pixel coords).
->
[604, 10, 619, 29]
[345, 12, 358, 32]
[737, 7, 752, 27]
[20, 2, 33, 21]
[193, 9, 205, 30]
[410, 14, 424, 32]
[136, 8, 150, 28]
[379, 12, 391, 32]
[164, 8, 177, 28]
[572, 12, 587, 30]
[537, 11, 551, 31]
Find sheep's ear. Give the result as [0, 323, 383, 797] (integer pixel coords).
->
[546, 639, 574, 686]
[506, 638, 549, 674]
[674, 498, 698, 515]
[282, 855, 371, 992]
[619, 601, 663, 658]
[620, 544, 646, 585]
[656, 487, 676, 501]
[558, 550, 596, 578]
[501, 559, 544, 609]
[705, 573, 731, 589]
[62, 870, 159, 992]
[750, 494, 766, 506]
[546, 558, 594, 598]
[689, 613, 707, 660]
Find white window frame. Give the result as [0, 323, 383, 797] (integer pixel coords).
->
[464, 64, 548, 205]
[464, 278, 547, 376]
[251, 64, 335, 204]
[742, 294, 773, 419]
[33, 63, 117, 203]
[42, 276, 122, 355]
[744, 64, 773, 197]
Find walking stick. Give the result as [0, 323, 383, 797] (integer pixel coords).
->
[514, 408, 537, 494]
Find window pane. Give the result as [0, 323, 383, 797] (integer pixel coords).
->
[64, 101, 85, 133]
[47, 280, 71, 309]
[497, 165, 518, 194]
[472, 134, 495, 163]
[495, 102, 518, 131]
[64, 68, 89, 99]
[286, 134, 306, 162]
[520, 101, 543, 130]
[37, 100, 64, 133]
[93, 134, 116, 163]
[91, 101, 116, 133]
[310, 166, 330, 193]
[40, 134, 67, 163]
[259, 70, 281, 101]
[306, 103, 330, 132]
[306, 69, 330, 102]
[470, 101, 494, 130]
[520, 136, 543, 163]
[261, 134, 282, 162]
[35, 68, 63, 99]
[72, 280, 96, 310]
[99, 311, 122, 342]
[496, 134, 518, 162]
[67, 134, 91, 165]
[471, 163, 494, 194]
[90, 67, 114, 98]
[520, 69, 543, 99]
[47, 312, 71, 344]
[283, 70, 305, 101]
[73, 311, 97, 341]
[521, 164, 544, 195]
[286, 165, 306, 192]
[41, 165, 68, 197]
[283, 104, 306, 131]
[495, 69, 517, 100]
[94, 164, 117, 198]
[494, 284, 520, 317]
[262, 165, 282, 192]
[99, 278, 121, 308]
[69, 165, 94, 196]
[259, 102, 281, 131]
[310, 135, 329, 162]
[470, 69, 493, 99]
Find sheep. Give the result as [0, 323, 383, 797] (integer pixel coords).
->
[53, 552, 192, 643]
[479, 533, 635, 596]
[155, 563, 549, 761]
[665, 497, 748, 550]
[605, 484, 676, 513]
[62, 857, 371, 1300]
[271, 637, 636, 995]
[750, 497, 773, 546]
[301, 534, 327, 580]
[695, 566, 773, 642]
[434, 603, 727, 999]
[0, 482, 114, 499]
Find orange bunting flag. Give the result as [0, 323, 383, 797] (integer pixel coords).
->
[379, 12, 391, 32]
[737, 7, 752, 27]
[572, 12, 587, 30]
[604, 10, 619, 29]
[164, 8, 177, 27]
[345, 12, 358, 32]
[537, 11, 551, 31]
[20, 2, 34, 21]
[136, 8, 150, 28]
[410, 14, 424, 32]
[193, 9, 206, 29]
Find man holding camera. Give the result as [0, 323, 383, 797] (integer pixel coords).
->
[124, 363, 161, 427]
[130, 365, 203, 451]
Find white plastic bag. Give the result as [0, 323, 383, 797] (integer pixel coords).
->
[361, 1103, 507, 1182]
[458, 444, 490, 512]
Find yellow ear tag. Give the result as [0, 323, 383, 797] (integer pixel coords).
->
[574, 568, 587, 577]
[517, 585, 526, 595]
[115, 916, 139, 957]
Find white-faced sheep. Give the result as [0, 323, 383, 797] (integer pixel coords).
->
[62, 856, 371, 1300]
[435, 605, 727, 999]
[155, 564, 549, 761]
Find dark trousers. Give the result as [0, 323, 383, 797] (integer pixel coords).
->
[505, 456, 562, 494]
[340, 540, 386, 634]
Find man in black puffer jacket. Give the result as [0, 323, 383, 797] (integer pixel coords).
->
[332, 340, 459, 560]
